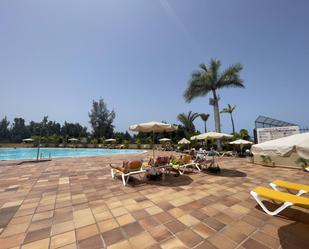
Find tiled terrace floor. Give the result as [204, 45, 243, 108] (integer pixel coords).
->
[0, 151, 309, 249]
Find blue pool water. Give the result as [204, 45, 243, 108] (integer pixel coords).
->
[0, 148, 145, 160]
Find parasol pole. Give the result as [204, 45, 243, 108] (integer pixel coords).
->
[152, 130, 155, 160]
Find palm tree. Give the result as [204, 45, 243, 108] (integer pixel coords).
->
[199, 113, 210, 133]
[177, 111, 199, 135]
[184, 59, 244, 135]
[221, 104, 236, 134]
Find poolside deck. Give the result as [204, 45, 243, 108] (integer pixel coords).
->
[0, 151, 309, 249]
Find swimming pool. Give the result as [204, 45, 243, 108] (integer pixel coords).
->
[0, 148, 145, 160]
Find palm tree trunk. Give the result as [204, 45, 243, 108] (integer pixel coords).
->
[230, 113, 235, 134]
[204, 121, 207, 133]
[212, 90, 222, 150]
[212, 90, 221, 133]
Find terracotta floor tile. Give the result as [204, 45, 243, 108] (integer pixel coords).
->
[8, 215, 32, 226]
[24, 227, 51, 244]
[51, 221, 75, 236]
[76, 224, 99, 241]
[160, 237, 186, 249]
[78, 234, 103, 249]
[221, 226, 247, 244]
[0, 222, 29, 237]
[178, 214, 200, 227]
[32, 211, 54, 222]
[145, 206, 163, 215]
[50, 230, 76, 249]
[168, 208, 186, 218]
[108, 239, 132, 249]
[252, 231, 280, 249]
[192, 222, 216, 239]
[164, 220, 186, 234]
[73, 208, 95, 228]
[153, 212, 174, 224]
[57, 242, 77, 249]
[241, 215, 265, 227]
[21, 238, 50, 249]
[129, 232, 157, 249]
[213, 212, 234, 225]
[0, 233, 26, 249]
[138, 216, 160, 231]
[156, 201, 174, 211]
[242, 238, 271, 249]
[194, 240, 218, 249]
[203, 217, 226, 231]
[131, 210, 149, 220]
[260, 224, 279, 239]
[122, 221, 144, 237]
[116, 213, 135, 226]
[111, 207, 128, 217]
[98, 218, 119, 233]
[93, 210, 113, 222]
[149, 225, 173, 242]
[176, 228, 203, 248]
[208, 233, 238, 249]
[101, 227, 125, 246]
[28, 219, 52, 232]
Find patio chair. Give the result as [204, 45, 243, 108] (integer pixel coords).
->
[269, 179, 309, 196]
[110, 160, 146, 186]
[250, 186, 309, 216]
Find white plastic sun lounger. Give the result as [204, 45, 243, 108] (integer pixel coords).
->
[110, 161, 146, 186]
[250, 186, 309, 216]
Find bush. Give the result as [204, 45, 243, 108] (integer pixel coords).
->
[90, 138, 98, 145]
[123, 140, 129, 149]
[136, 138, 141, 149]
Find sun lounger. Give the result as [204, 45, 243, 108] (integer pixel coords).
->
[179, 154, 201, 174]
[110, 160, 146, 186]
[250, 186, 309, 215]
[269, 180, 309, 196]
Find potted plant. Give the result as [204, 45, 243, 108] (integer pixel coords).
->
[296, 157, 309, 171]
[260, 155, 274, 166]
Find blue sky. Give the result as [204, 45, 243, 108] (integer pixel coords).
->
[1, 0, 308, 134]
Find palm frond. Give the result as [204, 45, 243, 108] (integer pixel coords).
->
[199, 63, 208, 72]
[221, 104, 236, 114]
[217, 63, 244, 89]
[177, 111, 199, 134]
[183, 77, 211, 102]
[199, 113, 210, 121]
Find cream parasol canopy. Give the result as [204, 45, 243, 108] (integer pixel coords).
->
[191, 132, 233, 140]
[129, 121, 177, 159]
[105, 138, 116, 142]
[230, 139, 253, 154]
[229, 139, 253, 145]
[178, 138, 191, 144]
[68, 138, 79, 142]
[159, 138, 171, 142]
[22, 138, 34, 142]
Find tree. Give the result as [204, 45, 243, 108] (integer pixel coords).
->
[184, 59, 244, 135]
[11, 117, 29, 142]
[199, 113, 210, 133]
[89, 98, 116, 138]
[61, 122, 87, 138]
[177, 111, 199, 135]
[221, 104, 236, 134]
[0, 117, 10, 142]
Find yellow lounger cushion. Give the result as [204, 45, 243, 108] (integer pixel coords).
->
[272, 180, 309, 193]
[253, 187, 309, 207]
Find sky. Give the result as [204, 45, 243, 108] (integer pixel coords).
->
[1, 0, 309, 135]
